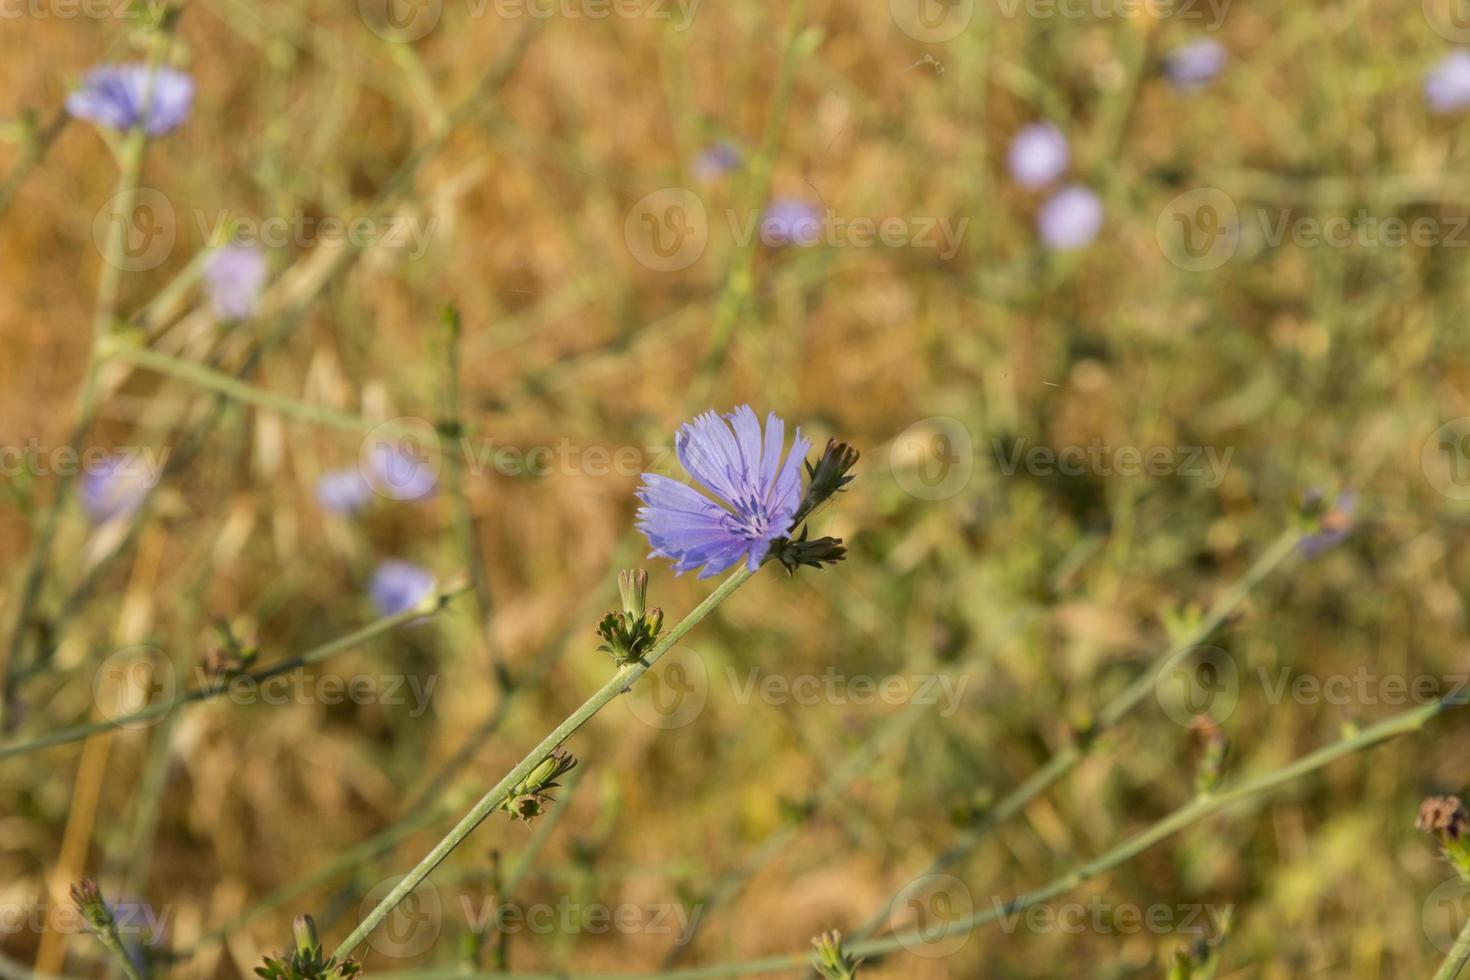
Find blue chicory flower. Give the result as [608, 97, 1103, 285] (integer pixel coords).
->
[1426, 51, 1470, 113]
[66, 64, 195, 136]
[1037, 185, 1103, 250]
[636, 406, 811, 578]
[1164, 39, 1228, 91]
[369, 561, 436, 617]
[692, 141, 743, 181]
[204, 244, 267, 321]
[1007, 122, 1070, 189]
[80, 453, 158, 524]
[759, 199, 823, 248]
[1299, 490, 1357, 559]
[316, 469, 374, 514]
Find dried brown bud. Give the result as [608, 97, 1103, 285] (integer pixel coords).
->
[1418, 796, 1469, 841]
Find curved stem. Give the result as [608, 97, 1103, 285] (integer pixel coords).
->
[331, 565, 756, 962]
[0, 583, 468, 759]
[1434, 915, 1470, 980]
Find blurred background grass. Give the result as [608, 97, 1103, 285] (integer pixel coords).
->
[4, 0, 1470, 976]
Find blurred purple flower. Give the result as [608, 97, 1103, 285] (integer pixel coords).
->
[366, 440, 437, 502]
[693, 141, 743, 181]
[636, 406, 810, 578]
[1007, 122, 1069, 189]
[66, 64, 195, 136]
[370, 561, 436, 617]
[1037, 185, 1103, 250]
[1426, 51, 1470, 113]
[204, 244, 267, 321]
[80, 454, 158, 524]
[1164, 39, 1228, 91]
[1299, 490, 1357, 559]
[316, 469, 373, 514]
[759, 199, 823, 247]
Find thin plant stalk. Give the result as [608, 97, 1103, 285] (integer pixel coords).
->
[1434, 917, 1470, 980]
[332, 565, 756, 962]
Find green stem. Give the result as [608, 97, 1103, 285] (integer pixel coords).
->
[331, 565, 756, 962]
[0, 583, 468, 759]
[1434, 916, 1470, 980]
[381, 687, 1465, 979]
[849, 526, 1301, 938]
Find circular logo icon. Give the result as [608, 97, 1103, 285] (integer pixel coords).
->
[92, 187, 175, 272]
[93, 645, 176, 728]
[1422, 418, 1470, 501]
[891, 0, 974, 42]
[1156, 188, 1239, 272]
[359, 0, 442, 40]
[1155, 645, 1239, 728]
[888, 873, 973, 957]
[360, 417, 442, 502]
[360, 876, 442, 958]
[625, 645, 708, 729]
[624, 188, 707, 272]
[889, 417, 975, 500]
[1424, 876, 1470, 953]
[1425, 0, 1470, 41]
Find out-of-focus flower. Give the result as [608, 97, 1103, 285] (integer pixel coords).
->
[759, 198, 823, 247]
[1007, 122, 1069, 188]
[316, 469, 373, 515]
[66, 64, 195, 136]
[204, 244, 267, 321]
[1037, 185, 1103, 250]
[80, 453, 158, 524]
[1298, 489, 1356, 558]
[1426, 51, 1470, 113]
[369, 561, 436, 617]
[636, 406, 810, 578]
[366, 439, 437, 501]
[692, 141, 743, 181]
[1164, 38, 1228, 91]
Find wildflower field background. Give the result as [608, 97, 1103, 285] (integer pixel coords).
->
[5, 0, 1470, 976]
